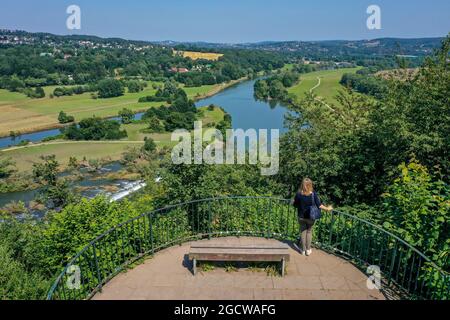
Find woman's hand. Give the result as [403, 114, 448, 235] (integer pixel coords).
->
[320, 204, 333, 212]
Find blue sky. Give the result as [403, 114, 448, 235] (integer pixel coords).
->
[1, 0, 449, 42]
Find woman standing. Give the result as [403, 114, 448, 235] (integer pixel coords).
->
[293, 178, 333, 256]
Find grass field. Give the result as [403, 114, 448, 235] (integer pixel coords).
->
[0, 82, 222, 137]
[288, 67, 361, 105]
[1, 106, 225, 172]
[174, 50, 224, 61]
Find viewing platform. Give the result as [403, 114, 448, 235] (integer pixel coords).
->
[93, 237, 385, 300]
[47, 197, 449, 300]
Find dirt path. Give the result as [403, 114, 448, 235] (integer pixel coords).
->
[310, 77, 322, 93]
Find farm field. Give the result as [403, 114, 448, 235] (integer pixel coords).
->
[174, 50, 224, 61]
[1, 106, 225, 172]
[0, 82, 221, 137]
[288, 67, 361, 105]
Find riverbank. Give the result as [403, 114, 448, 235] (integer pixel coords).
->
[192, 77, 249, 102]
[0, 78, 247, 140]
[1, 106, 225, 173]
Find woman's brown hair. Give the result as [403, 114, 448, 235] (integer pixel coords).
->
[300, 178, 314, 195]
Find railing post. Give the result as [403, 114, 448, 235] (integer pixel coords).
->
[208, 200, 212, 239]
[148, 213, 154, 254]
[328, 210, 335, 248]
[388, 241, 398, 285]
[267, 198, 272, 238]
[92, 243, 103, 292]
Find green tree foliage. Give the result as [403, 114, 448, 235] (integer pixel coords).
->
[280, 36, 450, 204]
[0, 155, 16, 178]
[0, 243, 48, 299]
[126, 80, 146, 93]
[97, 79, 124, 98]
[340, 72, 387, 98]
[63, 117, 127, 140]
[156, 152, 282, 207]
[382, 161, 449, 272]
[0, 215, 48, 299]
[118, 108, 134, 124]
[146, 116, 165, 133]
[53, 85, 95, 97]
[254, 71, 298, 101]
[57, 111, 75, 124]
[23, 86, 45, 98]
[32, 155, 74, 208]
[42, 197, 140, 272]
[142, 137, 157, 153]
[142, 87, 198, 131]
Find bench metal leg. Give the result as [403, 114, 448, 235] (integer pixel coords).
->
[193, 259, 197, 275]
[281, 258, 285, 277]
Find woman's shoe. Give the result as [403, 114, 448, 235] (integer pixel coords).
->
[306, 249, 312, 256]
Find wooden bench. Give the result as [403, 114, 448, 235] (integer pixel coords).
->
[188, 243, 290, 276]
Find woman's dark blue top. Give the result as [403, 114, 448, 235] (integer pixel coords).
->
[293, 192, 322, 219]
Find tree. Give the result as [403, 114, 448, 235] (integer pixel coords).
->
[127, 80, 144, 93]
[32, 155, 74, 208]
[58, 111, 75, 124]
[146, 116, 165, 133]
[142, 137, 156, 153]
[0, 155, 16, 178]
[254, 79, 270, 100]
[42, 197, 140, 272]
[0, 243, 48, 299]
[63, 117, 127, 140]
[118, 108, 134, 124]
[97, 79, 124, 98]
[34, 87, 45, 98]
[382, 161, 449, 272]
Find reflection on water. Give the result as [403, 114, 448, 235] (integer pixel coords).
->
[195, 79, 289, 133]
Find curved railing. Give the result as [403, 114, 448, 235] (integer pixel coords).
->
[46, 197, 449, 300]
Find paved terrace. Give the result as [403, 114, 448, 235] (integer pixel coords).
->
[93, 237, 386, 300]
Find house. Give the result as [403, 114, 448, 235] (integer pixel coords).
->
[170, 67, 190, 73]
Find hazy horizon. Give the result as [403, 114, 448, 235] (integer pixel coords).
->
[1, 28, 447, 45]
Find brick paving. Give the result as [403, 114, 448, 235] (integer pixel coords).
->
[93, 237, 386, 300]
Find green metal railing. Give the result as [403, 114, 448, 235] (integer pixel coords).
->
[46, 196, 449, 300]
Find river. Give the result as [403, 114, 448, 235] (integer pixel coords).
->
[0, 79, 290, 212]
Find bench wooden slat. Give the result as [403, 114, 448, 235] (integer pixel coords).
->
[188, 243, 290, 276]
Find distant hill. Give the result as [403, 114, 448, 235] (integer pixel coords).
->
[0, 29, 444, 58]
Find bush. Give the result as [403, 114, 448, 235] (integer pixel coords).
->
[63, 117, 128, 140]
[58, 111, 75, 124]
[97, 79, 124, 98]
[42, 197, 140, 272]
[118, 108, 134, 124]
[143, 137, 156, 153]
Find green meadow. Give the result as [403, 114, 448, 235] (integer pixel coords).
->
[1, 106, 225, 172]
[0, 82, 219, 137]
[288, 67, 361, 105]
